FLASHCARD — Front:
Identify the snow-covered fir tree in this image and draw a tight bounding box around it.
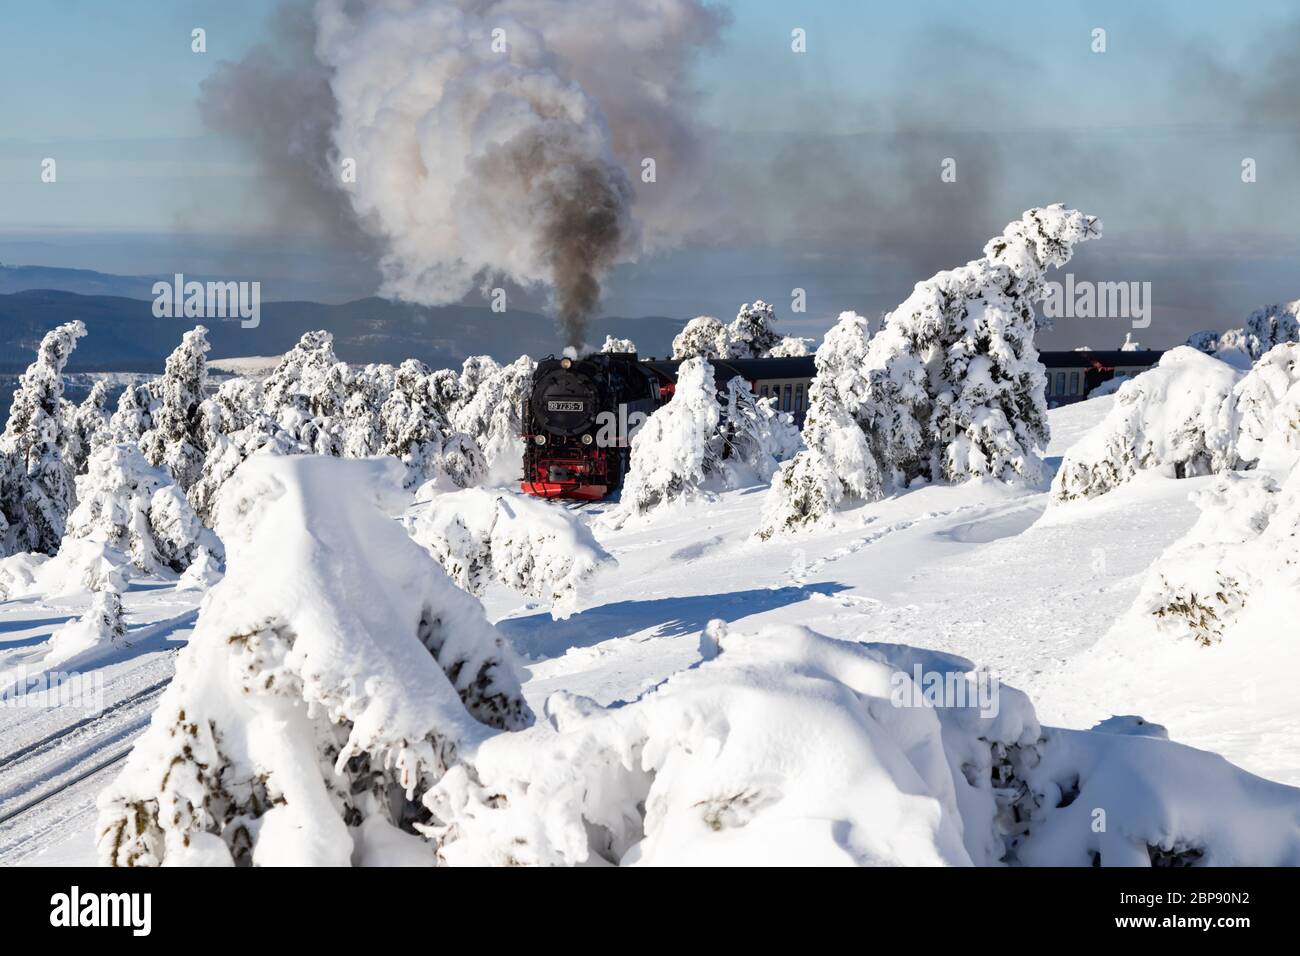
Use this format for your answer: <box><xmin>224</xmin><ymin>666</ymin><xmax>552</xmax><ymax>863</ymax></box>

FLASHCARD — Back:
<box><xmin>1186</xmin><ymin>330</ymin><xmax>1221</xmax><ymax>354</ymax></box>
<box><xmin>619</xmin><ymin>357</ymin><xmax>723</xmax><ymax>516</ymax></box>
<box><xmin>381</xmin><ymin>359</ymin><xmax>484</xmax><ymax>489</ymax></box>
<box><xmin>342</xmin><ymin>363</ymin><xmax>395</xmax><ymax>459</ymax></box>
<box><xmin>726</xmin><ymin>300</ymin><xmax>782</xmax><ymax>358</ymax></box>
<box><xmin>63</xmin><ymin>380</ymin><xmax>112</xmax><ymax>476</ymax></box>
<box><xmin>261</xmin><ymin>330</ymin><xmax>349</xmax><ymax>456</ymax></box>
<box><xmin>140</xmin><ymin>326</ymin><xmax>211</xmax><ymax>492</ymax></box>
<box><xmin>671</xmin><ymin>315</ymin><xmax>730</xmax><ymax>360</ymax></box>
<box><xmin>758</xmin><ymin>311</ymin><xmax>882</xmax><ymax>537</ymax></box>
<box><xmin>863</xmin><ymin>204</ymin><xmax>1101</xmax><ymax>487</ymax></box>
<box><xmin>719</xmin><ymin>376</ymin><xmax>801</xmax><ymax>484</ymax></box>
<box><xmin>600</xmin><ymin>334</ymin><xmax>638</xmax><ymax>353</ymax></box>
<box><xmin>106</xmin><ymin>381</ymin><xmax>157</xmax><ymax>447</ymax></box>
<box><xmin>1234</xmin><ymin>343</ymin><xmax>1300</xmax><ymax>463</ymax></box>
<box><xmin>0</xmin><ymin>321</ymin><xmax>87</xmax><ymax>556</ymax></box>
<box><xmin>451</xmin><ymin>355</ymin><xmax>533</xmax><ymax>484</ymax></box>
<box><xmin>189</xmin><ymin>377</ymin><xmax>285</xmax><ymax>524</ymax></box>
<box><xmin>457</xmin><ymin>355</ymin><xmax>500</xmax><ymax>405</ymax></box>
<box><xmin>427</xmin><ymin>368</ymin><xmax>463</xmax><ymax>417</ymax></box>
<box><xmin>97</xmin><ymin>456</ymin><xmax>531</xmax><ymax>867</ymax></box>
<box><xmin>64</xmin><ymin>442</ymin><xmax>217</xmax><ymax>576</ymax></box>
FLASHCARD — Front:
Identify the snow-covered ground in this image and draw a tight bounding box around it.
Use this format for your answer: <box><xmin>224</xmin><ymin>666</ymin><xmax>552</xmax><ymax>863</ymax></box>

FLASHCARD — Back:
<box><xmin>1</xmin><ymin>392</ymin><xmax>1294</xmax><ymax>865</ymax></box>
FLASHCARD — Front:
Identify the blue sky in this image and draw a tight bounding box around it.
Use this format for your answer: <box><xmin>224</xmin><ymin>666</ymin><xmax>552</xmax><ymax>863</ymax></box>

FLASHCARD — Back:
<box><xmin>2</xmin><ymin>1</ymin><xmax>1299</xmax><ymax>344</ymax></box>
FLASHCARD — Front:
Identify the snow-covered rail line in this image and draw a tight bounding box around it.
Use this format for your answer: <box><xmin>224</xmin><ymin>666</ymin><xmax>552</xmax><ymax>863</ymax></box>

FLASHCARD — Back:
<box><xmin>0</xmin><ymin>745</ymin><xmax>132</xmax><ymax>829</ymax></box>
<box><xmin>0</xmin><ymin>676</ymin><xmax>169</xmax><ymax>773</ymax></box>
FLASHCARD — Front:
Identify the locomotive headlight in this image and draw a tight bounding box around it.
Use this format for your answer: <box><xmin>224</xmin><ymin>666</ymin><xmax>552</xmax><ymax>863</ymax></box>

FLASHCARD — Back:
<box><xmin>581</xmin><ymin>433</ymin><xmax>593</xmax><ymax>445</ymax></box>
<box><xmin>534</xmin><ymin>434</ymin><xmax>547</xmax><ymax>445</ymax></box>
<box><xmin>560</xmin><ymin>357</ymin><xmax>572</xmax><ymax>369</ymax></box>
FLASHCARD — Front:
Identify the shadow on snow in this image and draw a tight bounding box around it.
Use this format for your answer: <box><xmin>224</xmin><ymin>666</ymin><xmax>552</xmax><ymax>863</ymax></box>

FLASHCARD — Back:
<box><xmin>499</xmin><ymin>581</ymin><xmax>848</xmax><ymax>661</ymax></box>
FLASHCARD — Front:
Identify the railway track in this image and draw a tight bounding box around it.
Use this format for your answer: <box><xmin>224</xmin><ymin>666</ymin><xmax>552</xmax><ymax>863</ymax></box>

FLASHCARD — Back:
<box><xmin>0</xmin><ymin>678</ymin><xmax>169</xmax><ymax>826</ymax></box>
<box><xmin>0</xmin><ymin>746</ymin><xmax>135</xmax><ymax>828</ymax></box>
<box><xmin>0</xmin><ymin>606</ymin><xmax>195</xmax><ymax>861</ymax></box>
<box><xmin>0</xmin><ymin>676</ymin><xmax>170</xmax><ymax>773</ymax></box>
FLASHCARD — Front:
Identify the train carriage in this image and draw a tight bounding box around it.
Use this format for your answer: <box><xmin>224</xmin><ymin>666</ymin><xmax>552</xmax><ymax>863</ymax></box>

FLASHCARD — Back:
<box><xmin>520</xmin><ymin>348</ymin><xmax>1162</xmax><ymax>501</ymax></box>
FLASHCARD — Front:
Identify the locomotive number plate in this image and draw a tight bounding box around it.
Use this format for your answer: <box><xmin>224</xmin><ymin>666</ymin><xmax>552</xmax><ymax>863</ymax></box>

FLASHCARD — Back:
<box><xmin>547</xmin><ymin>400</ymin><xmax>584</xmax><ymax>412</ymax></box>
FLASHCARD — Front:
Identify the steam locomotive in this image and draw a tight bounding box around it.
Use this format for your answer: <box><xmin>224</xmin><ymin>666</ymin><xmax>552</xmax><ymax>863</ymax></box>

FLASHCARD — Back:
<box><xmin>521</xmin><ymin>352</ymin><xmax>664</xmax><ymax>500</ymax></box>
<box><xmin>520</xmin><ymin>351</ymin><xmax>820</xmax><ymax>501</ymax></box>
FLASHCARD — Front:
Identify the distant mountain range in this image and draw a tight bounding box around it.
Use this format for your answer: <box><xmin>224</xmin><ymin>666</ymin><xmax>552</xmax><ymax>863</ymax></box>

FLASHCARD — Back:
<box><xmin>0</xmin><ymin>268</ymin><xmax>686</xmax><ymax>373</ymax></box>
<box><xmin>0</xmin><ymin>266</ymin><xmax>686</xmax><ymax>419</ymax></box>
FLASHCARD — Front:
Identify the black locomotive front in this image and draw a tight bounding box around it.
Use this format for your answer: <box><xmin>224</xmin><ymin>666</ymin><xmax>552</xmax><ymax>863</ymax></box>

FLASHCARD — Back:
<box><xmin>521</xmin><ymin>352</ymin><xmax>662</xmax><ymax>500</ymax></box>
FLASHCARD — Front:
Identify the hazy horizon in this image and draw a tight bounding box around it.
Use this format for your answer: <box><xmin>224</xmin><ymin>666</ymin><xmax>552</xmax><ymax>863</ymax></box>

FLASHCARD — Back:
<box><xmin>4</xmin><ymin>0</ymin><xmax>1300</xmax><ymax>348</ymax></box>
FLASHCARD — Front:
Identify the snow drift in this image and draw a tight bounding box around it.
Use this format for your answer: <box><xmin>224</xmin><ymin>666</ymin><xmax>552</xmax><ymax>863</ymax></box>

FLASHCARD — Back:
<box><xmin>97</xmin><ymin>456</ymin><xmax>531</xmax><ymax>866</ymax></box>
<box><xmin>428</xmin><ymin>624</ymin><xmax>1300</xmax><ymax>867</ymax></box>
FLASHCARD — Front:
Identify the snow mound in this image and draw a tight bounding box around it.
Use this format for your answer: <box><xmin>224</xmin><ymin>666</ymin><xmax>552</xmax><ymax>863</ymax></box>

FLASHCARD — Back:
<box><xmin>1052</xmin><ymin>348</ymin><xmax>1244</xmax><ymax>502</ymax></box>
<box><xmin>427</xmin><ymin>625</ymin><xmax>1300</xmax><ymax>866</ymax></box>
<box><xmin>406</xmin><ymin>486</ymin><xmax>614</xmax><ymax>619</ymax></box>
<box><xmin>44</xmin><ymin>588</ymin><xmax>126</xmax><ymax>669</ymax></box>
<box><xmin>97</xmin><ymin>456</ymin><xmax>531</xmax><ymax>867</ymax></box>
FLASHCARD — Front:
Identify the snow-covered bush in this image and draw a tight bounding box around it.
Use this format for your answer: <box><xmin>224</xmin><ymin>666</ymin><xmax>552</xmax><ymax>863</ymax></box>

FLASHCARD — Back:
<box><xmin>768</xmin><ymin>335</ymin><xmax>811</xmax><ymax>357</ymax></box>
<box><xmin>670</xmin><ymin>315</ymin><xmax>729</xmax><ymax>360</ymax></box>
<box><xmin>45</xmin><ymin>587</ymin><xmax>126</xmax><ymax>669</ymax></box>
<box><xmin>1135</xmin><ymin>471</ymin><xmax>1279</xmax><ymax>646</ymax></box>
<box><xmin>864</xmin><ymin>205</ymin><xmax>1100</xmax><ymax>487</ymax></box>
<box><xmin>0</xmin><ymin>321</ymin><xmax>87</xmax><ymax>556</ymax></box>
<box><xmin>618</xmin><ymin>357</ymin><xmax>723</xmax><ymax>517</ymax></box>
<box><xmin>140</xmin><ymin>326</ymin><xmax>211</xmax><ymax>492</ymax></box>
<box><xmin>1234</xmin><ymin>342</ymin><xmax>1300</xmax><ymax>465</ymax></box>
<box><xmin>599</xmin><ymin>335</ymin><xmax>637</xmax><ymax>354</ymax></box>
<box><xmin>428</xmin><ymin>623</ymin><xmax>1300</xmax><ymax>866</ymax></box>
<box><xmin>406</xmin><ymin>488</ymin><xmax>614</xmax><ymax>619</ymax></box>
<box><xmin>719</xmin><ymin>376</ymin><xmax>801</xmax><ymax>484</ymax></box>
<box><xmin>97</xmin><ymin>456</ymin><xmax>531</xmax><ymax>867</ymax></box>
<box><xmin>177</xmin><ymin>547</ymin><xmax>223</xmax><ymax>591</ymax></box>
<box><xmin>758</xmin><ymin>311</ymin><xmax>882</xmax><ymax>537</ymax></box>
<box><xmin>1052</xmin><ymin>347</ymin><xmax>1244</xmax><ymax>503</ymax></box>
<box><xmin>0</xmin><ymin>551</ymin><xmax>48</xmax><ymax>601</ymax></box>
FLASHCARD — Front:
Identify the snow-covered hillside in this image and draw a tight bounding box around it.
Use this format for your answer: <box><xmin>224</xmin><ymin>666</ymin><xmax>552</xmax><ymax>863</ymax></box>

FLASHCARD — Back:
<box><xmin>3</xmin><ymin>389</ymin><xmax>1297</xmax><ymax>865</ymax></box>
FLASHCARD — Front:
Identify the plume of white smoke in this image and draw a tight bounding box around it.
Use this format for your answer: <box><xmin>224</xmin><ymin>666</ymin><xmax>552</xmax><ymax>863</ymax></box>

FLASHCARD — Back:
<box><xmin>313</xmin><ymin>0</ymin><xmax>724</xmax><ymax>348</ymax></box>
